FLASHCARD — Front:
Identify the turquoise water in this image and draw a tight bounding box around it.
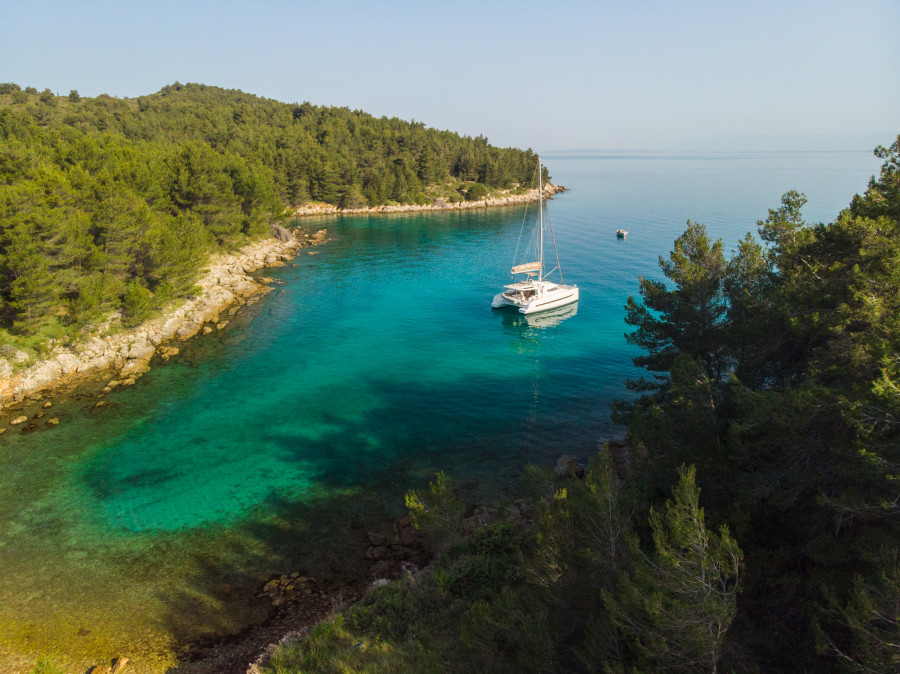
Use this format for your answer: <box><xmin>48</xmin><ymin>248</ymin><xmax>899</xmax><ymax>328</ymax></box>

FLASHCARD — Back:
<box><xmin>0</xmin><ymin>150</ymin><xmax>883</xmax><ymax>671</ymax></box>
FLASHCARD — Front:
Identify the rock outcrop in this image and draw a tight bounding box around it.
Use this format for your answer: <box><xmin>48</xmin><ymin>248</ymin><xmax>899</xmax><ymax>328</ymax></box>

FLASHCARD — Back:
<box><xmin>0</xmin><ymin>228</ymin><xmax>328</xmax><ymax>407</ymax></box>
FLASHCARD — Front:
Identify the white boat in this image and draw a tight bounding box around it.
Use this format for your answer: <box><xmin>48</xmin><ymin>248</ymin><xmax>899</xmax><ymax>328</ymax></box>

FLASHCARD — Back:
<box><xmin>616</xmin><ymin>229</ymin><xmax>627</xmax><ymax>238</ymax></box>
<box><xmin>491</xmin><ymin>157</ymin><xmax>579</xmax><ymax>315</ymax></box>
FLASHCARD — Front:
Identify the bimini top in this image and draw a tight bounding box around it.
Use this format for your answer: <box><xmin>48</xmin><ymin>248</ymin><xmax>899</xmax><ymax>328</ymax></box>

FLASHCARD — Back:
<box><xmin>511</xmin><ymin>261</ymin><xmax>542</xmax><ymax>275</ymax></box>
<box><xmin>503</xmin><ymin>279</ymin><xmax>559</xmax><ymax>292</ymax></box>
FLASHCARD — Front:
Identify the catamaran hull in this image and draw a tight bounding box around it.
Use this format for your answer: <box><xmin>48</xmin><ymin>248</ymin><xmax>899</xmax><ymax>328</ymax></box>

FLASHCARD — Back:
<box><xmin>492</xmin><ymin>286</ymin><xmax>579</xmax><ymax>314</ymax></box>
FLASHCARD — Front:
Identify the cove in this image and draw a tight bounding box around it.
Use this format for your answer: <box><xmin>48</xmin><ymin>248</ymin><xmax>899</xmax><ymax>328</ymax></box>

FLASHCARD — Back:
<box><xmin>0</xmin><ymin>150</ymin><xmax>882</xmax><ymax>672</ymax></box>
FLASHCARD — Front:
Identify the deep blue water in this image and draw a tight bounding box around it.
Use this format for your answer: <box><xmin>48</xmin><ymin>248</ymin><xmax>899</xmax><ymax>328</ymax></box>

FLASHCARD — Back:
<box><xmin>0</xmin><ymin>150</ymin><xmax>882</xmax><ymax>669</ymax></box>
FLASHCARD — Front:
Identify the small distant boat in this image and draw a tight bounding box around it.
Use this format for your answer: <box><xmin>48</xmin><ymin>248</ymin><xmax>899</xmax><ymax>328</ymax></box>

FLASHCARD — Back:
<box><xmin>616</xmin><ymin>229</ymin><xmax>628</xmax><ymax>238</ymax></box>
<box><xmin>491</xmin><ymin>157</ymin><xmax>579</xmax><ymax>315</ymax></box>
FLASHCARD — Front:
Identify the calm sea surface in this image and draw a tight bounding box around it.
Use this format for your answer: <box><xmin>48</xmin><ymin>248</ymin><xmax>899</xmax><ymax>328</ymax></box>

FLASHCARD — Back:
<box><xmin>0</xmin><ymin>150</ymin><xmax>882</xmax><ymax>671</ymax></box>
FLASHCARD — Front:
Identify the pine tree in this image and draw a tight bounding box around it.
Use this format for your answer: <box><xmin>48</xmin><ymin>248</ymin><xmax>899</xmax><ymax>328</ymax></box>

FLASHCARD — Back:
<box><xmin>604</xmin><ymin>466</ymin><xmax>742</xmax><ymax>673</ymax></box>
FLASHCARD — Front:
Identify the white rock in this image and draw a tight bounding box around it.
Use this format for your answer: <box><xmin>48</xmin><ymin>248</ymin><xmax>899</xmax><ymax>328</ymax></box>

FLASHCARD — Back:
<box><xmin>160</xmin><ymin>317</ymin><xmax>183</xmax><ymax>340</ymax></box>
<box><xmin>119</xmin><ymin>359</ymin><xmax>150</xmax><ymax>378</ymax></box>
<box><xmin>77</xmin><ymin>355</ymin><xmax>111</xmax><ymax>374</ymax></box>
<box><xmin>19</xmin><ymin>361</ymin><xmax>62</xmax><ymax>392</ymax></box>
<box><xmin>56</xmin><ymin>353</ymin><xmax>82</xmax><ymax>375</ymax></box>
<box><xmin>176</xmin><ymin>321</ymin><xmax>202</xmax><ymax>340</ymax></box>
<box><xmin>127</xmin><ymin>339</ymin><xmax>155</xmax><ymax>361</ymax></box>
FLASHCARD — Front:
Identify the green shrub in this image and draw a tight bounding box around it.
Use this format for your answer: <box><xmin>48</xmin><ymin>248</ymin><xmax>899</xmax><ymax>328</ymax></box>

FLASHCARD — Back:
<box><xmin>121</xmin><ymin>280</ymin><xmax>155</xmax><ymax>327</ymax></box>
<box><xmin>30</xmin><ymin>659</ymin><xmax>66</xmax><ymax>674</ymax></box>
<box><xmin>463</xmin><ymin>182</ymin><xmax>489</xmax><ymax>201</ymax></box>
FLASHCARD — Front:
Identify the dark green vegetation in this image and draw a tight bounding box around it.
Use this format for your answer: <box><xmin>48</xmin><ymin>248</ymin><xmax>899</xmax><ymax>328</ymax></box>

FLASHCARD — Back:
<box><xmin>265</xmin><ymin>138</ymin><xmax>900</xmax><ymax>673</ymax></box>
<box><xmin>266</xmin><ymin>462</ymin><xmax>741</xmax><ymax>674</ymax></box>
<box><xmin>0</xmin><ymin>82</ymin><xmax>543</xmax><ymax>352</ymax></box>
<box><xmin>615</xmin><ymin>136</ymin><xmax>900</xmax><ymax>672</ymax></box>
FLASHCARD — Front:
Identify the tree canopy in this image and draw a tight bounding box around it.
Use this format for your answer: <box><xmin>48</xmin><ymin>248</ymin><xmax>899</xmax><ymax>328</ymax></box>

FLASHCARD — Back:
<box><xmin>618</xmin><ymin>135</ymin><xmax>900</xmax><ymax>671</ymax></box>
<box><xmin>0</xmin><ymin>83</ymin><xmax>545</xmax><ymax>350</ymax></box>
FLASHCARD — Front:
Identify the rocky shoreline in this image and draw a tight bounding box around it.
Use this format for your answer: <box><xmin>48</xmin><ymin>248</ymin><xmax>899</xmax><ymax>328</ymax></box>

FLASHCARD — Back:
<box><xmin>0</xmin><ymin>226</ymin><xmax>328</xmax><ymax>416</ymax></box>
<box><xmin>292</xmin><ymin>182</ymin><xmax>566</xmax><ymax>217</ymax></box>
<box><xmin>0</xmin><ymin>183</ymin><xmax>567</xmax><ymax>414</ymax></box>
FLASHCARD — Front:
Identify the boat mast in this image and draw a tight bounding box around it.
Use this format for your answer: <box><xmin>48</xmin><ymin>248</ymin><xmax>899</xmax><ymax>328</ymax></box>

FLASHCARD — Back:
<box><xmin>538</xmin><ymin>156</ymin><xmax>543</xmax><ymax>282</ymax></box>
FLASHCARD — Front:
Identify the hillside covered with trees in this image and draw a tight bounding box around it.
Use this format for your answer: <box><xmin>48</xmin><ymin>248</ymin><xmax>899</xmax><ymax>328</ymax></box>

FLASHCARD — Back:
<box><xmin>262</xmin><ymin>138</ymin><xmax>899</xmax><ymax>673</ymax></box>
<box><xmin>0</xmin><ymin>82</ymin><xmax>544</xmax><ymax>351</ymax></box>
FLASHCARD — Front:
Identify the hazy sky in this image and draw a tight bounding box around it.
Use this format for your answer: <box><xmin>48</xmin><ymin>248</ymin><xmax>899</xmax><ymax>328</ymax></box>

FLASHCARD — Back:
<box><xmin>2</xmin><ymin>0</ymin><xmax>897</xmax><ymax>152</ymax></box>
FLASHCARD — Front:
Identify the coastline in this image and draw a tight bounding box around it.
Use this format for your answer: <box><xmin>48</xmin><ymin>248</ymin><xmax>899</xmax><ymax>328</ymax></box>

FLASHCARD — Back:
<box><xmin>0</xmin><ymin>227</ymin><xmax>328</xmax><ymax>415</ymax></box>
<box><xmin>0</xmin><ymin>186</ymin><xmax>568</xmax><ymax>670</ymax></box>
<box><xmin>292</xmin><ymin>182</ymin><xmax>566</xmax><ymax>216</ymax></box>
<box><xmin>0</xmin><ymin>183</ymin><xmax>567</xmax><ymax>417</ymax></box>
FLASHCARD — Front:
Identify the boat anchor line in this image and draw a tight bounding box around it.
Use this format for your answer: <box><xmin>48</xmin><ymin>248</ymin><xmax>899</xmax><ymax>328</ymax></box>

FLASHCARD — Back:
<box><xmin>491</xmin><ymin>156</ymin><xmax>580</xmax><ymax>315</ymax></box>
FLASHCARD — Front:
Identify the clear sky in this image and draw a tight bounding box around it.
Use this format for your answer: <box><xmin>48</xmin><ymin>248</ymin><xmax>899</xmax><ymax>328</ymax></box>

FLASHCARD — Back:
<box><xmin>2</xmin><ymin>0</ymin><xmax>897</xmax><ymax>152</ymax></box>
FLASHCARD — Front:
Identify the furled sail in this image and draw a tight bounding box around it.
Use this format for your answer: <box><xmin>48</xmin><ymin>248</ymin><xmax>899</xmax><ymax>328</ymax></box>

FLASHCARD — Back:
<box><xmin>511</xmin><ymin>261</ymin><xmax>542</xmax><ymax>275</ymax></box>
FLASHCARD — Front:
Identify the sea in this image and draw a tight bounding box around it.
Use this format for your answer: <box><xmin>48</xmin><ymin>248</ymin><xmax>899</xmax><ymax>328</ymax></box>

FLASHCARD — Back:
<box><xmin>0</xmin><ymin>149</ymin><xmax>883</xmax><ymax>672</ymax></box>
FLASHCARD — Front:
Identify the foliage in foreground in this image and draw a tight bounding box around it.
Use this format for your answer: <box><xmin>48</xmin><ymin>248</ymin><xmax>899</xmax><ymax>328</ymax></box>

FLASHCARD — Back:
<box><xmin>266</xmin><ymin>461</ymin><xmax>742</xmax><ymax>673</ymax></box>
<box><xmin>617</xmin><ymin>135</ymin><xmax>900</xmax><ymax>671</ymax></box>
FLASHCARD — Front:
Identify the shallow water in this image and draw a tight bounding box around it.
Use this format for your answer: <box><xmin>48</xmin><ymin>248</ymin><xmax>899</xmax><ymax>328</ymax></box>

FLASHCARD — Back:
<box><xmin>0</xmin><ymin>149</ymin><xmax>882</xmax><ymax>672</ymax></box>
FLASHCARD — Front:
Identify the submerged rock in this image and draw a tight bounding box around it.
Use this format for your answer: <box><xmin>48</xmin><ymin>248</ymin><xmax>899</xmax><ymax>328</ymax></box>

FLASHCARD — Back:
<box><xmin>158</xmin><ymin>346</ymin><xmax>180</xmax><ymax>361</ymax></box>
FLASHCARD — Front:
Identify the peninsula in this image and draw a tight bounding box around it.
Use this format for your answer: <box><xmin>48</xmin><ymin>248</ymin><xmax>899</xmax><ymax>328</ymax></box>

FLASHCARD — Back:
<box><xmin>0</xmin><ymin>82</ymin><xmax>562</xmax><ymax>412</ymax></box>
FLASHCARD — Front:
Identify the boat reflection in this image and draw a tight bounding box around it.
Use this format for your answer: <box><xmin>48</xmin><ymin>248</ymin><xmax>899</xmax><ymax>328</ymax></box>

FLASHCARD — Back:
<box><xmin>497</xmin><ymin>301</ymin><xmax>579</xmax><ymax>332</ymax></box>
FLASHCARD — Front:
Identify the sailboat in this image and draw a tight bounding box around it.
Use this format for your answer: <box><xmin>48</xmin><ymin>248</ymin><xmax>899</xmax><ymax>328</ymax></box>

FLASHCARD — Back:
<box><xmin>491</xmin><ymin>157</ymin><xmax>579</xmax><ymax>314</ymax></box>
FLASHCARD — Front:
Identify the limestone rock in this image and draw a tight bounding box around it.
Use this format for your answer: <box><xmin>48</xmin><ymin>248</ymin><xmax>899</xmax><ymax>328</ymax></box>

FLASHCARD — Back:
<box><xmin>11</xmin><ymin>415</ymin><xmax>27</xmax><ymax>425</ymax></box>
<box><xmin>77</xmin><ymin>354</ymin><xmax>112</xmax><ymax>374</ymax></box>
<box><xmin>159</xmin><ymin>317</ymin><xmax>183</xmax><ymax>341</ymax></box>
<box><xmin>366</xmin><ymin>546</ymin><xmax>388</xmax><ymax>560</ymax></box>
<box><xmin>127</xmin><ymin>338</ymin><xmax>155</xmax><ymax>361</ymax></box>
<box><xmin>56</xmin><ymin>353</ymin><xmax>81</xmax><ymax>375</ymax></box>
<box><xmin>272</xmin><ymin>223</ymin><xmax>292</xmax><ymax>242</ymax></box>
<box><xmin>176</xmin><ymin>321</ymin><xmax>203</xmax><ymax>340</ymax></box>
<box><xmin>46</xmin><ymin>417</ymin><xmax>60</xmax><ymax>426</ymax></box>
<box><xmin>394</xmin><ymin>516</ymin><xmax>421</xmax><ymax>547</ymax></box>
<box><xmin>554</xmin><ymin>454</ymin><xmax>585</xmax><ymax>479</ymax></box>
<box><xmin>19</xmin><ymin>360</ymin><xmax>63</xmax><ymax>393</ymax></box>
<box><xmin>465</xmin><ymin>505</ymin><xmax>500</xmax><ymax>532</ymax></box>
<box><xmin>118</xmin><ymin>358</ymin><xmax>150</xmax><ymax>378</ymax></box>
<box><xmin>605</xmin><ymin>439</ymin><xmax>630</xmax><ymax>479</ymax></box>
<box><xmin>158</xmin><ymin>346</ymin><xmax>180</xmax><ymax>361</ymax></box>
